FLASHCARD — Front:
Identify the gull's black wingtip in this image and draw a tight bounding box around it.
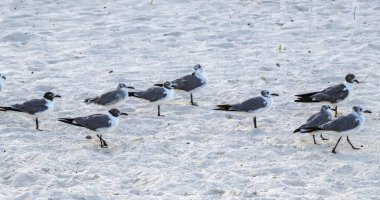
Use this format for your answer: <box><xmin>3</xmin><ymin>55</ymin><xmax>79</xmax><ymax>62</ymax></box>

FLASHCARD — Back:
<box><xmin>214</xmin><ymin>105</ymin><xmax>232</xmax><ymax>111</ymax></box>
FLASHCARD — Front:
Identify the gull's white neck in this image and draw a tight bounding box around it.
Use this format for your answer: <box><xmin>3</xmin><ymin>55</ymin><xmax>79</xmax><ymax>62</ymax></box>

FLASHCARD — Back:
<box><xmin>194</xmin><ymin>70</ymin><xmax>208</xmax><ymax>84</ymax></box>
<box><xmin>118</xmin><ymin>87</ymin><xmax>129</xmax><ymax>94</ymax></box>
<box><xmin>261</xmin><ymin>95</ymin><xmax>273</xmax><ymax>107</ymax></box>
<box><xmin>343</xmin><ymin>81</ymin><xmax>354</xmax><ymax>93</ymax></box>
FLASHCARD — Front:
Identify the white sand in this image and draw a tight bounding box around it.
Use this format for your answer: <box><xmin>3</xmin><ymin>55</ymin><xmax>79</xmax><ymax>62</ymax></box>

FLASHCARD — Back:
<box><xmin>1</xmin><ymin>0</ymin><xmax>379</xmax><ymax>199</ymax></box>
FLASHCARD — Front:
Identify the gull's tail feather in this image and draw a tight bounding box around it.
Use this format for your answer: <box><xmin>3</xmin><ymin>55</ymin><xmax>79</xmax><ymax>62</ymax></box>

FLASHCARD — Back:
<box><xmin>295</xmin><ymin>92</ymin><xmax>320</xmax><ymax>102</ymax></box>
<box><xmin>58</xmin><ymin>118</ymin><xmax>84</xmax><ymax>128</ymax></box>
<box><xmin>293</xmin><ymin>127</ymin><xmax>301</xmax><ymax>133</ymax></box>
<box><xmin>128</xmin><ymin>92</ymin><xmax>136</xmax><ymax>97</ymax></box>
<box><xmin>299</xmin><ymin>127</ymin><xmax>323</xmax><ymax>133</ymax></box>
<box><xmin>84</xmin><ymin>97</ymin><xmax>98</xmax><ymax>104</ymax></box>
<box><xmin>154</xmin><ymin>83</ymin><xmax>164</xmax><ymax>87</ymax></box>
<box><xmin>0</xmin><ymin>106</ymin><xmax>22</xmax><ymax>112</ymax></box>
<box><xmin>214</xmin><ymin>104</ymin><xmax>233</xmax><ymax>111</ymax></box>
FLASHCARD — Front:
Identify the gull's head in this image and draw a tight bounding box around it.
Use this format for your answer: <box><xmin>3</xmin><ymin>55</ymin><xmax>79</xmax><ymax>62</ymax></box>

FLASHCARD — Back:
<box><xmin>321</xmin><ymin>105</ymin><xmax>332</xmax><ymax>112</ymax></box>
<box><xmin>352</xmin><ymin>106</ymin><xmax>364</xmax><ymax>115</ymax></box>
<box><xmin>345</xmin><ymin>74</ymin><xmax>359</xmax><ymax>84</ymax></box>
<box><xmin>260</xmin><ymin>90</ymin><xmax>271</xmax><ymax>97</ymax></box>
<box><xmin>192</xmin><ymin>64</ymin><xmax>205</xmax><ymax>74</ymax></box>
<box><xmin>117</xmin><ymin>83</ymin><xmax>134</xmax><ymax>90</ymax></box>
<box><xmin>260</xmin><ymin>90</ymin><xmax>279</xmax><ymax>98</ymax></box>
<box><xmin>163</xmin><ymin>81</ymin><xmax>173</xmax><ymax>89</ymax></box>
<box><xmin>109</xmin><ymin>108</ymin><xmax>128</xmax><ymax>117</ymax></box>
<box><xmin>43</xmin><ymin>92</ymin><xmax>62</xmax><ymax>101</ymax></box>
<box><xmin>0</xmin><ymin>74</ymin><xmax>6</xmax><ymax>81</ymax></box>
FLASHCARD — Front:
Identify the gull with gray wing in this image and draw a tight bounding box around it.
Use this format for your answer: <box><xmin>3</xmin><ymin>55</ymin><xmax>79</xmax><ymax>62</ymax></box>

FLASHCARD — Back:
<box><xmin>302</xmin><ymin>106</ymin><xmax>371</xmax><ymax>154</ymax></box>
<box><xmin>58</xmin><ymin>108</ymin><xmax>128</xmax><ymax>148</ymax></box>
<box><xmin>214</xmin><ymin>90</ymin><xmax>278</xmax><ymax>128</ymax></box>
<box><xmin>295</xmin><ymin>74</ymin><xmax>359</xmax><ymax>117</ymax></box>
<box><xmin>0</xmin><ymin>92</ymin><xmax>61</xmax><ymax>130</ymax></box>
<box><xmin>155</xmin><ymin>64</ymin><xmax>208</xmax><ymax>106</ymax></box>
<box><xmin>84</xmin><ymin>83</ymin><xmax>134</xmax><ymax>106</ymax></box>
<box><xmin>294</xmin><ymin>105</ymin><xmax>334</xmax><ymax>144</ymax></box>
<box><xmin>129</xmin><ymin>82</ymin><xmax>174</xmax><ymax>116</ymax></box>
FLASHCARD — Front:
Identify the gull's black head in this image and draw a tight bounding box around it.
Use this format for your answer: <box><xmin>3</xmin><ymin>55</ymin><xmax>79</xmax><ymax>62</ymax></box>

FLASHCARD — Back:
<box><xmin>0</xmin><ymin>74</ymin><xmax>6</xmax><ymax>80</ymax></box>
<box><xmin>43</xmin><ymin>92</ymin><xmax>61</xmax><ymax>101</ymax></box>
<box><xmin>192</xmin><ymin>64</ymin><xmax>205</xmax><ymax>74</ymax></box>
<box><xmin>352</xmin><ymin>106</ymin><xmax>363</xmax><ymax>115</ymax></box>
<box><xmin>345</xmin><ymin>74</ymin><xmax>359</xmax><ymax>83</ymax></box>
<box><xmin>118</xmin><ymin>83</ymin><xmax>127</xmax><ymax>89</ymax></box>
<box><xmin>117</xmin><ymin>83</ymin><xmax>134</xmax><ymax>90</ymax></box>
<box><xmin>260</xmin><ymin>90</ymin><xmax>278</xmax><ymax>97</ymax></box>
<box><xmin>260</xmin><ymin>90</ymin><xmax>271</xmax><ymax>97</ymax></box>
<box><xmin>163</xmin><ymin>81</ymin><xmax>173</xmax><ymax>89</ymax></box>
<box><xmin>109</xmin><ymin>108</ymin><xmax>128</xmax><ymax>117</ymax></box>
<box><xmin>321</xmin><ymin>105</ymin><xmax>331</xmax><ymax>111</ymax></box>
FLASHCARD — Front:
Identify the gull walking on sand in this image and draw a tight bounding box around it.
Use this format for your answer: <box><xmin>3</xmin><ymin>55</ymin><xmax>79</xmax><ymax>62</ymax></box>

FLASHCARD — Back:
<box><xmin>155</xmin><ymin>64</ymin><xmax>208</xmax><ymax>106</ymax></box>
<box><xmin>214</xmin><ymin>90</ymin><xmax>278</xmax><ymax>128</ymax></box>
<box><xmin>302</xmin><ymin>106</ymin><xmax>371</xmax><ymax>154</ymax></box>
<box><xmin>84</xmin><ymin>83</ymin><xmax>134</xmax><ymax>106</ymax></box>
<box><xmin>59</xmin><ymin>108</ymin><xmax>128</xmax><ymax>148</ymax></box>
<box><xmin>295</xmin><ymin>74</ymin><xmax>359</xmax><ymax>117</ymax></box>
<box><xmin>0</xmin><ymin>92</ymin><xmax>61</xmax><ymax>130</ymax></box>
<box><xmin>129</xmin><ymin>82</ymin><xmax>174</xmax><ymax>116</ymax></box>
<box><xmin>294</xmin><ymin>105</ymin><xmax>334</xmax><ymax>144</ymax></box>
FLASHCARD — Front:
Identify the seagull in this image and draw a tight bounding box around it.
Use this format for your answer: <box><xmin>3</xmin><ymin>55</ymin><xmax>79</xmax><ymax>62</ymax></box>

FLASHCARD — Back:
<box><xmin>301</xmin><ymin>106</ymin><xmax>371</xmax><ymax>154</ymax></box>
<box><xmin>0</xmin><ymin>92</ymin><xmax>61</xmax><ymax>130</ymax></box>
<box><xmin>154</xmin><ymin>64</ymin><xmax>208</xmax><ymax>106</ymax></box>
<box><xmin>294</xmin><ymin>105</ymin><xmax>334</xmax><ymax>144</ymax></box>
<box><xmin>128</xmin><ymin>81</ymin><xmax>174</xmax><ymax>116</ymax></box>
<box><xmin>295</xmin><ymin>74</ymin><xmax>359</xmax><ymax>117</ymax></box>
<box><xmin>84</xmin><ymin>83</ymin><xmax>134</xmax><ymax>106</ymax></box>
<box><xmin>58</xmin><ymin>108</ymin><xmax>128</xmax><ymax>148</ymax></box>
<box><xmin>214</xmin><ymin>90</ymin><xmax>278</xmax><ymax>128</ymax></box>
<box><xmin>0</xmin><ymin>73</ymin><xmax>6</xmax><ymax>92</ymax></box>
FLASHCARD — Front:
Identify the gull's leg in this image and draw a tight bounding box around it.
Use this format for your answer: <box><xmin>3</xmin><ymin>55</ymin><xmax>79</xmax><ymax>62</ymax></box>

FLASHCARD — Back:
<box><xmin>320</xmin><ymin>133</ymin><xmax>328</xmax><ymax>140</ymax></box>
<box><xmin>36</xmin><ymin>117</ymin><xmax>42</xmax><ymax>131</ymax></box>
<box><xmin>346</xmin><ymin>136</ymin><xmax>360</xmax><ymax>150</ymax></box>
<box><xmin>190</xmin><ymin>93</ymin><xmax>198</xmax><ymax>106</ymax></box>
<box><xmin>97</xmin><ymin>134</ymin><xmax>103</xmax><ymax>148</ymax></box>
<box><xmin>313</xmin><ymin>135</ymin><xmax>318</xmax><ymax>145</ymax></box>
<box><xmin>334</xmin><ymin>106</ymin><xmax>338</xmax><ymax>117</ymax></box>
<box><xmin>253</xmin><ymin>116</ymin><xmax>257</xmax><ymax>128</ymax></box>
<box><xmin>158</xmin><ymin>105</ymin><xmax>161</xmax><ymax>116</ymax></box>
<box><xmin>332</xmin><ymin>136</ymin><xmax>342</xmax><ymax>154</ymax></box>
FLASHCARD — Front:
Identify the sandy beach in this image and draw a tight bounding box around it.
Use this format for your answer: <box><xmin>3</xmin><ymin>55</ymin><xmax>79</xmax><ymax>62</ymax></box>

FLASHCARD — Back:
<box><xmin>0</xmin><ymin>0</ymin><xmax>379</xmax><ymax>199</ymax></box>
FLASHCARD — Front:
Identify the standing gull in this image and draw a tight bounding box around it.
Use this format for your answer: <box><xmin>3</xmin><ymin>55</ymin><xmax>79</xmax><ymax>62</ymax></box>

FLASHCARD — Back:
<box><xmin>295</xmin><ymin>74</ymin><xmax>359</xmax><ymax>117</ymax></box>
<box><xmin>129</xmin><ymin>82</ymin><xmax>174</xmax><ymax>116</ymax></box>
<box><xmin>0</xmin><ymin>73</ymin><xmax>6</xmax><ymax>92</ymax></box>
<box><xmin>58</xmin><ymin>108</ymin><xmax>128</xmax><ymax>148</ymax></box>
<box><xmin>84</xmin><ymin>83</ymin><xmax>134</xmax><ymax>106</ymax></box>
<box><xmin>0</xmin><ymin>92</ymin><xmax>61</xmax><ymax>130</ymax></box>
<box><xmin>214</xmin><ymin>90</ymin><xmax>278</xmax><ymax>128</ymax></box>
<box><xmin>155</xmin><ymin>64</ymin><xmax>208</xmax><ymax>106</ymax></box>
<box><xmin>302</xmin><ymin>106</ymin><xmax>371</xmax><ymax>154</ymax></box>
<box><xmin>294</xmin><ymin>105</ymin><xmax>334</xmax><ymax>144</ymax></box>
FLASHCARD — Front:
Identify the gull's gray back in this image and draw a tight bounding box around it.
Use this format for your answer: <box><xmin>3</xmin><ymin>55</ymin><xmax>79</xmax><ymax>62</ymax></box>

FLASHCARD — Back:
<box><xmin>320</xmin><ymin>114</ymin><xmax>360</xmax><ymax>132</ymax></box>
<box><xmin>94</xmin><ymin>89</ymin><xmax>127</xmax><ymax>105</ymax></box>
<box><xmin>12</xmin><ymin>99</ymin><xmax>48</xmax><ymax>115</ymax></box>
<box><xmin>303</xmin><ymin>111</ymin><xmax>331</xmax><ymax>128</ymax></box>
<box><xmin>172</xmin><ymin>74</ymin><xmax>204</xmax><ymax>92</ymax></box>
<box><xmin>135</xmin><ymin>87</ymin><xmax>167</xmax><ymax>102</ymax></box>
<box><xmin>73</xmin><ymin>114</ymin><xmax>111</xmax><ymax>131</ymax></box>
<box><xmin>230</xmin><ymin>97</ymin><xmax>266</xmax><ymax>112</ymax></box>
<box><xmin>311</xmin><ymin>83</ymin><xmax>348</xmax><ymax>103</ymax></box>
